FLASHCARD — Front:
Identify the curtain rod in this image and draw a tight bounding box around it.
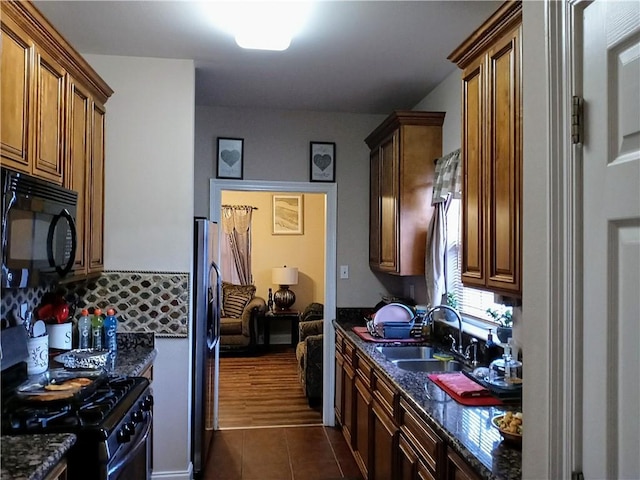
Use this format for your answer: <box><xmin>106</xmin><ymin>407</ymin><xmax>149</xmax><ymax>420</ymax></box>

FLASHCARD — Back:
<box><xmin>221</xmin><ymin>204</ymin><xmax>258</xmax><ymax>210</ymax></box>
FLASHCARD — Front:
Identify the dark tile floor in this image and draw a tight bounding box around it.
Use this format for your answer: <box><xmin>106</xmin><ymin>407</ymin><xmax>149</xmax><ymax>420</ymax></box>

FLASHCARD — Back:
<box><xmin>204</xmin><ymin>425</ymin><xmax>363</xmax><ymax>480</ymax></box>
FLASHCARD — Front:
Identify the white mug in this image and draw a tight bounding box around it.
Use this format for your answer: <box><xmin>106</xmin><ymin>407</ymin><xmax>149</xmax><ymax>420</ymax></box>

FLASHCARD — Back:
<box><xmin>46</xmin><ymin>323</ymin><xmax>73</xmax><ymax>350</ymax></box>
<box><xmin>27</xmin><ymin>334</ymin><xmax>49</xmax><ymax>375</ymax></box>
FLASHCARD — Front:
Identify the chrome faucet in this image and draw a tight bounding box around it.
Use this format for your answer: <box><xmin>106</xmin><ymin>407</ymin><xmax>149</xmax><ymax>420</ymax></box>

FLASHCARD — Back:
<box><xmin>465</xmin><ymin>338</ymin><xmax>479</xmax><ymax>367</ymax></box>
<box><xmin>427</xmin><ymin>305</ymin><xmax>464</xmax><ymax>357</ymax></box>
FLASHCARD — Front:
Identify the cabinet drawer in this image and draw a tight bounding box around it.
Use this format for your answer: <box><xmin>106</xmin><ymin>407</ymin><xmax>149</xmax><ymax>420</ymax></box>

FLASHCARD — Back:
<box><xmin>335</xmin><ymin>331</ymin><xmax>344</xmax><ymax>355</ymax></box>
<box><xmin>373</xmin><ymin>370</ymin><xmax>397</xmax><ymax>419</ymax></box>
<box><xmin>356</xmin><ymin>352</ymin><xmax>373</xmax><ymax>387</ymax></box>
<box><xmin>344</xmin><ymin>339</ymin><xmax>355</xmax><ymax>366</ymax></box>
<box><xmin>399</xmin><ymin>398</ymin><xmax>442</xmax><ymax>473</ymax></box>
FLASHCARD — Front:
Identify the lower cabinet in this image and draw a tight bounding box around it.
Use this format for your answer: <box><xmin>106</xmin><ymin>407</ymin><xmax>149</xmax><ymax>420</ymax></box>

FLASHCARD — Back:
<box><xmin>354</xmin><ymin>376</ymin><xmax>372</xmax><ymax>477</ymax></box>
<box><xmin>372</xmin><ymin>400</ymin><xmax>397</xmax><ymax>479</ymax></box>
<box><xmin>335</xmin><ymin>334</ymin><xmax>483</xmax><ymax>480</ymax></box>
<box><xmin>399</xmin><ymin>398</ymin><xmax>443</xmax><ymax>479</ymax></box>
<box><xmin>44</xmin><ymin>457</ymin><xmax>68</xmax><ymax>480</ymax></box>
<box><xmin>444</xmin><ymin>447</ymin><xmax>482</xmax><ymax>480</ymax></box>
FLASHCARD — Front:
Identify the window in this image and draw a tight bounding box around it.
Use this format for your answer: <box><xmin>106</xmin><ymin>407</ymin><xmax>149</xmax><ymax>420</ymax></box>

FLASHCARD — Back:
<box><xmin>445</xmin><ymin>199</ymin><xmax>512</xmax><ymax>324</ymax></box>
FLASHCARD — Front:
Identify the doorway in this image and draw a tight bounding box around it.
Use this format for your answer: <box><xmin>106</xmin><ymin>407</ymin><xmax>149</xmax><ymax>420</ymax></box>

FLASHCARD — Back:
<box><xmin>211</xmin><ymin>179</ymin><xmax>337</xmax><ymax>430</ymax></box>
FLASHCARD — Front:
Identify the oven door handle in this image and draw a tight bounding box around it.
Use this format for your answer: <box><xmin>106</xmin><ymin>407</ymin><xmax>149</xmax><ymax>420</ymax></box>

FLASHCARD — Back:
<box><xmin>107</xmin><ymin>413</ymin><xmax>152</xmax><ymax>479</ymax></box>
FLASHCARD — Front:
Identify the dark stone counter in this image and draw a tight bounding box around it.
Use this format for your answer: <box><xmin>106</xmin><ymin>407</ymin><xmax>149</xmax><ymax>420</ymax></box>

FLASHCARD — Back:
<box><xmin>334</xmin><ymin>318</ymin><xmax>521</xmax><ymax>480</ymax></box>
<box><xmin>111</xmin><ymin>332</ymin><xmax>156</xmax><ymax>377</ymax></box>
<box><xmin>0</xmin><ymin>434</ymin><xmax>76</xmax><ymax>480</ymax></box>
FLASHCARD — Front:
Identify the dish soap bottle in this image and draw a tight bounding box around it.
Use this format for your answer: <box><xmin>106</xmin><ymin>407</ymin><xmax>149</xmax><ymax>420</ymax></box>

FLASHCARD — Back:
<box><xmin>78</xmin><ymin>309</ymin><xmax>92</xmax><ymax>349</ymax></box>
<box><xmin>103</xmin><ymin>308</ymin><xmax>118</xmax><ymax>354</ymax></box>
<box><xmin>91</xmin><ymin>308</ymin><xmax>104</xmax><ymax>350</ymax></box>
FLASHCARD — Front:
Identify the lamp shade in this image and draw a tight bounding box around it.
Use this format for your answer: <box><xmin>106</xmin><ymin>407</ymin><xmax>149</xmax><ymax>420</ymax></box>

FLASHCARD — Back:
<box><xmin>272</xmin><ymin>267</ymin><xmax>298</xmax><ymax>286</ymax></box>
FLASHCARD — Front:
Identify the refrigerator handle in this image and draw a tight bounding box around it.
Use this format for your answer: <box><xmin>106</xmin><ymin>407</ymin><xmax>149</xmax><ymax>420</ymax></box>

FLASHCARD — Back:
<box><xmin>206</xmin><ymin>261</ymin><xmax>222</xmax><ymax>351</ymax></box>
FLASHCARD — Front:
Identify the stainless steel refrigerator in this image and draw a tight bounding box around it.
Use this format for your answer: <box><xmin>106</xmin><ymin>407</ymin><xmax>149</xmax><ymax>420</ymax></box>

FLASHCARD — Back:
<box><xmin>191</xmin><ymin>217</ymin><xmax>221</xmax><ymax>478</ymax></box>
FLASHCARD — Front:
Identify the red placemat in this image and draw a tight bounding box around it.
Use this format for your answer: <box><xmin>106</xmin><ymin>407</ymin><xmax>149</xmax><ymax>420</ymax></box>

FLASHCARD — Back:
<box><xmin>428</xmin><ymin>372</ymin><xmax>504</xmax><ymax>406</ymax></box>
<box><xmin>352</xmin><ymin>326</ymin><xmax>425</xmax><ymax>344</ymax></box>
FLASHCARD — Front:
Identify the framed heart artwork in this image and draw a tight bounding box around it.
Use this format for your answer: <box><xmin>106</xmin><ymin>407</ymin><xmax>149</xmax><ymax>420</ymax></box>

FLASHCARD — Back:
<box><xmin>310</xmin><ymin>141</ymin><xmax>336</xmax><ymax>182</ymax></box>
<box><xmin>216</xmin><ymin>137</ymin><xmax>244</xmax><ymax>179</ymax></box>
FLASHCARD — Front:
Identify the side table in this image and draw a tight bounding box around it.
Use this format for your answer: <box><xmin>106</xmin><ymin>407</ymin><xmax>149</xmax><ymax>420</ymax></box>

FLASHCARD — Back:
<box><xmin>263</xmin><ymin>310</ymin><xmax>301</xmax><ymax>348</ymax></box>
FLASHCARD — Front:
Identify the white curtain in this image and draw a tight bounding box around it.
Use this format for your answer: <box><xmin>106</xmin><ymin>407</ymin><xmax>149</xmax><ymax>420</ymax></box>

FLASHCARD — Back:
<box><xmin>220</xmin><ymin>205</ymin><xmax>255</xmax><ymax>285</ymax></box>
<box><xmin>425</xmin><ymin>149</ymin><xmax>462</xmax><ymax>307</ymax></box>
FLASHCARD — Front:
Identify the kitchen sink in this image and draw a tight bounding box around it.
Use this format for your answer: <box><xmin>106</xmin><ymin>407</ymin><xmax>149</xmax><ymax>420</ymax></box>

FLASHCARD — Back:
<box><xmin>375</xmin><ymin>345</ymin><xmax>464</xmax><ymax>373</ymax></box>
<box><xmin>375</xmin><ymin>345</ymin><xmax>436</xmax><ymax>360</ymax></box>
<box><xmin>391</xmin><ymin>359</ymin><xmax>463</xmax><ymax>373</ymax></box>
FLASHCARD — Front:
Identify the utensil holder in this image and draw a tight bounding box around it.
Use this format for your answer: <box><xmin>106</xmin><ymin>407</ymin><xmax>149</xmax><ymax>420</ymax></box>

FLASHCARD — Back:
<box><xmin>26</xmin><ymin>334</ymin><xmax>49</xmax><ymax>375</ymax></box>
<box><xmin>46</xmin><ymin>323</ymin><xmax>72</xmax><ymax>350</ymax></box>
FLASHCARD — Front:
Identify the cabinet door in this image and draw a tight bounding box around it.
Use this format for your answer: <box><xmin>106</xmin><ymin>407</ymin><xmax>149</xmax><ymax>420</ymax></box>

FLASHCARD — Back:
<box><xmin>88</xmin><ymin>101</ymin><xmax>106</xmax><ymax>273</ymax></box>
<box><xmin>33</xmin><ymin>46</ymin><xmax>65</xmax><ymax>184</ymax></box>
<box><xmin>342</xmin><ymin>361</ymin><xmax>355</xmax><ymax>448</ymax></box>
<box><xmin>66</xmin><ymin>79</ymin><xmax>91</xmax><ymax>275</ymax></box>
<box><xmin>445</xmin><ymin>447</ymin><xmax>481</xmax><ymax>480</ymax></box>
<box><xmin>397</xmin><ymin>433</ymin><xmax>419</xmax><ymax>480</ymax></box>
<box><xmin>1</xmin><ymin>16</ymin><xmax>33</xmax><ymax>171</ymax></box>
<box><xmin>417</xmin><ymin>462</ymin><xmax>438</xmax><ymax>480</ymax></box>
<box><xmin>460</xmin><ymin>54</ymin><xmax>486</xmax><ymax>289</ymax></box>
<box><xmin>354</xmin><ymin>376</ymin><xmax>372</xmax><ymax>479</ymax></box>
<box><xmin>372</xmin><ymin>400</ymin><xmax>398</xmax><ymax>480</ymax></box>
<box><xmin>335</xmin><ymin>349</ymin><xmax>344</xmax><ymax>425</ymax></box>
<box><xmin>379</xmin><ymin>133</ymin><xmax>399</xmax><ymax>272</ymax></box>
<box><xmin>485</xmin><ymin>24</ymin><xmax>522</xmax><ymax>295</ymax></box>
<box><xmin>369</xmin><ymin>148</ymin><xmax>381</xmax><ymax>267</ymax></box>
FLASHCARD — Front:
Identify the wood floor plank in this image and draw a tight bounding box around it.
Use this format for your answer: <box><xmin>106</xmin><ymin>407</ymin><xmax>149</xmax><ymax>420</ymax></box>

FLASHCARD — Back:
<box><xmin>218</xmin><ymin>347</ymin><xmax>322</xmax><ymax>429</ymax></box>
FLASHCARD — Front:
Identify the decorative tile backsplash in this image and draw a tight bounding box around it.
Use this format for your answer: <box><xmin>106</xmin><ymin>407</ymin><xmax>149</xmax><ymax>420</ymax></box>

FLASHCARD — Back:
<box><xmin>1</xmin><ymin>271</ymin><xmax>190</xmax><ymax>338</ymax></box>
<box><xmin>1</xmin><ymin>285</ymin><xmax>50</xmax><ymax>325</ymax></box>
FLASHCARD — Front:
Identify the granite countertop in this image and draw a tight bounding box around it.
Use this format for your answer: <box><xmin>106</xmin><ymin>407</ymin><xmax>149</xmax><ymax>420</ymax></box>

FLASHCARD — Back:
<box><xmin>1</xmin><ymin>333</ymin><xmax>156</xmax><ymax>479</ymax></box>
<box><xmin>0</xmin><ymin>434</ymin><xmax>76</xmax><ymax>480</ymax></box>
<box><xmin>334</xmin><ymin>320</ymin><xmax>521</xmax><ymax>480</ymax></box>
<box><xmin>111</xmin><ymin>332</ymin><xmax>157</xmax><ymax>377</ymax></box>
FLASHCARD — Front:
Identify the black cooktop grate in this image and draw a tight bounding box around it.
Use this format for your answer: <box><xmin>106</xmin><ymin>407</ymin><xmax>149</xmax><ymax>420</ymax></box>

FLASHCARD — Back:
<box><xmin>1</xmin><ymin>376</ymin><xmax>149</xmax><ymax>434</ymax></box>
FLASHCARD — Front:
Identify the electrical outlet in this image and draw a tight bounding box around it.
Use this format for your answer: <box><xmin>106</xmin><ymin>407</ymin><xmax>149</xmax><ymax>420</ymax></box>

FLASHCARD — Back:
<box><xmin>340</xmin><ymin>265</ymin><xmax>349</xmax><ymax>279</ymax></box>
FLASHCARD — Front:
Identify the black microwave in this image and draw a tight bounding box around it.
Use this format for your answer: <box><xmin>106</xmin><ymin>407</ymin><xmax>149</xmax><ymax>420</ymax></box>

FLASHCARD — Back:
<box><xmin>1</xmin><ymin>168</ymin><xmax>78</xmax><ymax>288</ymax></box>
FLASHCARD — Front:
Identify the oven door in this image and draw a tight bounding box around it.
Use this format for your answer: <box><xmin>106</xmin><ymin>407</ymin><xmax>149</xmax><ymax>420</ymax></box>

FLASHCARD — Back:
<box><xmin>106</xmin><ymin>411</ymin><xmax>152</xmax><ymax>480</ymax></box>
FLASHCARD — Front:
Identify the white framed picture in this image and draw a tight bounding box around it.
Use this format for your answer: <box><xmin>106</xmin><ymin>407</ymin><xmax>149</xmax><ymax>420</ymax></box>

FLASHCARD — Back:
<box><xmin>272</xmin><ymin>194</ymin><xmax>303</xmax><ymax>235</ymax></box>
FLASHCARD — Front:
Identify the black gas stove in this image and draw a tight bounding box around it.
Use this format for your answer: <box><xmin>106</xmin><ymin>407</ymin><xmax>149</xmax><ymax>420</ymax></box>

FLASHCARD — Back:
<box><xmin>2</xmin><ymin>363</ymin><xmax>153</xmax><ymax>480</ymax></box>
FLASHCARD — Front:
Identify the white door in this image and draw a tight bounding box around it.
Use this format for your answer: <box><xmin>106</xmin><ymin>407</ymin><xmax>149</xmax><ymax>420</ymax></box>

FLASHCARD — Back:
<box><xmin>582</xmin><ymin>1</ymin><xmax>640</xmax><ymax>479</ymax></box>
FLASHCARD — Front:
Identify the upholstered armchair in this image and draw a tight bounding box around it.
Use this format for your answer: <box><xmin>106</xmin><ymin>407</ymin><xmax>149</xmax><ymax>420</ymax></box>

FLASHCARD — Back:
<box><xmin>219</xmin><ymin>282</ymin><xmax>266</xmax><ymax>353</ymax></box>
<box><xmin>295</xmin><ymin>303</ymin><xmax>324</xmax><ymax>404</ymax></box>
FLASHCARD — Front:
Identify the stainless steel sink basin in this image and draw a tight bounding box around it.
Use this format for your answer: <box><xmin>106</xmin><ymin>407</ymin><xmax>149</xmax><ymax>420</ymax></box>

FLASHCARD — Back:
<box><xmin>375</xmin><ymin>345</ymin><xmax>436</xmax><ymax>360</ymax></box>
<box><xmin>392</xmin><ymin>359</ymin><xmax>463</xmax><ymax>373</ymax></box>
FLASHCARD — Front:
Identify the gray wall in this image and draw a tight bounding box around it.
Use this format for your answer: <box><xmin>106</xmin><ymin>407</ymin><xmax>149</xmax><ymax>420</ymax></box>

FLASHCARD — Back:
<box><xmin>194</xmin><ymin>106</ymin><xmax>404</xmax><ymax>307</ymax></box>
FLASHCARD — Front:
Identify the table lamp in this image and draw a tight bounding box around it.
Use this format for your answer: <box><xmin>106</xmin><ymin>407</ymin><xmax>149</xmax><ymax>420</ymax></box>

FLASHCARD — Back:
<box><xmin>272</xmin><ymin>266</ymin><xmax>298</xmax><ymax>310</ymax></box>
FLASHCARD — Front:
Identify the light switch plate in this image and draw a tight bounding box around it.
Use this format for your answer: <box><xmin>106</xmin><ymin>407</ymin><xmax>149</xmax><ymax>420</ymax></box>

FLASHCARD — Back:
<box><xmin>340</xmin><ymin>265</ymin><xmax>349</xmax><ymax>279</ymax></box>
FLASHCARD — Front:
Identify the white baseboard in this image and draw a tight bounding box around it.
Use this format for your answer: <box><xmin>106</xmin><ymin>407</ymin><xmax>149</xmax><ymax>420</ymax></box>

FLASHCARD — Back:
<box><xmin>151</xmin><ymin>463</ymin><xmax>193</xmax><ymax>480</ymax></box>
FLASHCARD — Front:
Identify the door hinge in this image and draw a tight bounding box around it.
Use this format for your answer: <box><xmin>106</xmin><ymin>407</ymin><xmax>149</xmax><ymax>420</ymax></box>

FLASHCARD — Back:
<box><xmin>572</xmin><ymin>471</ymin><xmax>584</xmax><ymax>480</ymax></box>
<box><xmin>572</xmin><ymin>95</ymin><xmax>583</xmax><ymax>144</ymax></box>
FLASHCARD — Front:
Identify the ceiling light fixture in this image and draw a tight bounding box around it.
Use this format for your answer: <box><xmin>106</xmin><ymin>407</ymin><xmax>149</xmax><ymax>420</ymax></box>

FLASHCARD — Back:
<box><xmin>203</xmin><ymin>1</ymin><xmax>313</xmax><ymax>52</ymax></box>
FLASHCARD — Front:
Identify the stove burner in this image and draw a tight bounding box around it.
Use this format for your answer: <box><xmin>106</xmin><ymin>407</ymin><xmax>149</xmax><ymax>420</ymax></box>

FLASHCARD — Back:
<box><xmin>9</xmin><ymin>404</ymin><xmax>73</xmax><ymax>429</ymax></box>
<box><xmin>2</xmin><ymin>376</ymin><xmax>148</xmax><ymax>435</ymax></box>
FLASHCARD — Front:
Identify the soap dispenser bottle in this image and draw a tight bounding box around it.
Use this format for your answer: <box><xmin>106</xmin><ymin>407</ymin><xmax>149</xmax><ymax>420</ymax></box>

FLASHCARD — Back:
<box><xmin>484</xmin><ymin>329</ymin><xmax>501</xmax><ymax>362</ymax></box>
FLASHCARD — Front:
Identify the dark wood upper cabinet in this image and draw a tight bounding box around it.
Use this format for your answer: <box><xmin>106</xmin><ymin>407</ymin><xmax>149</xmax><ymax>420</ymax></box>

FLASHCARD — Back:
<box><xmin>449</xmin><ymin>1</ymin><xmax>523</xmax><ymax>297</ymax></box>
<box><xmin>366</xmin><ymin>111</ymin><xmax>445</xmax><ymax>276</ymax></box>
